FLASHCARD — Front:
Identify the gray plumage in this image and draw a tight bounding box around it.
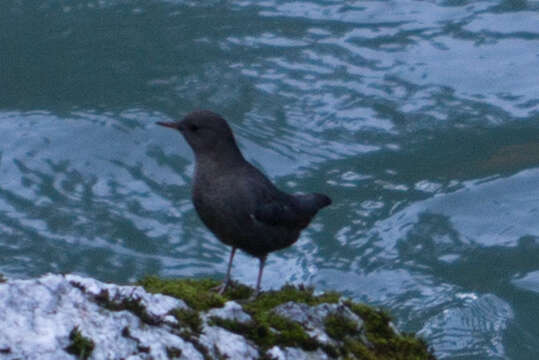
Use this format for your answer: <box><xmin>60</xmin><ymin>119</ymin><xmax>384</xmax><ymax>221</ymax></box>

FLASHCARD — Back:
<box><xmin>157</xmin><ymin>110</ymin><xmax>331</xmax><ymax>296</ymax></box>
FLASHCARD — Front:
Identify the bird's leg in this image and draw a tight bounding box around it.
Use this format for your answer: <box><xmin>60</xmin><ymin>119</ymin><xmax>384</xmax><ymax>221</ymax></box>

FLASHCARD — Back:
<box><xmin>253</xmin><ymin>255</ymin><xmax>267</xmax><ymax>298</ymax></box>
<box><xmin>212</xmin><ymin>247</ymin><xmax>236</xmax><ymax>295</ymax></box>
<box><xmin>222</xmin><ymin>247</ymin><xmax>237</xmax><ymax>292</ymax></box>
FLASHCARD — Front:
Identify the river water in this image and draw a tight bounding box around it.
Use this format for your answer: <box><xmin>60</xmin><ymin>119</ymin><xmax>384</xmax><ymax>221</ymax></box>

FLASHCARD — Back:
<box><xmin>1</xmin><ymin>1</ymin><xmax>538</xmax><ymax>358</ymax></box>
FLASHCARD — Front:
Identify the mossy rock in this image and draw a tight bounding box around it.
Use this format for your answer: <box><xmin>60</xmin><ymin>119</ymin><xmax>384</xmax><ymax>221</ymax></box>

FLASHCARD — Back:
<box><xmin>93</xmin><ymin>288</ymin><xmax>159</xmax><ymax>325</ymax></box>
<box><xmin>171</xmin><ymin>308</ymin><xmax>203</xmax><ymax>334</ymax></box>
<box><xmin>138</xmin><ymin>276</ymin><xmax>435</xmax><ymax>360</ymax></box>
<box><xmin>138</xmin><ymin>276</ymin><xmax>252</xmax><ymax>311</ymax></box>
<box><xmin>331</xmin><ymin>301</ymin><xmax>436</xmax><ymax>360</ymax></box>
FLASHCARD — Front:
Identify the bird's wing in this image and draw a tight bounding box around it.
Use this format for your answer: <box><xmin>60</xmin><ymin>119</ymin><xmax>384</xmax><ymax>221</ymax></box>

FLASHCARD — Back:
<box><xmin>253</xmin><ymin>198</ymin><xmax>302</xmax><ymax>227</ymax></box>
<box><xmin>234</xmin><ymin>165</ymin><xmax>303</xmax><ymax>228</ymax></box>
<box><xmin>241</xmin><ymin>164</ymin><xmax>330</xmax><ymax>229</ymax></box>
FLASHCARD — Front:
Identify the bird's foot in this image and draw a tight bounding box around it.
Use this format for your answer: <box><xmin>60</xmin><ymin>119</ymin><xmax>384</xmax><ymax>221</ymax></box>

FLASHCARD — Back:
<box><xmin>211</xmin><ymin>281</ymin><xmax>230</xmax><ymax>295</ymax></box>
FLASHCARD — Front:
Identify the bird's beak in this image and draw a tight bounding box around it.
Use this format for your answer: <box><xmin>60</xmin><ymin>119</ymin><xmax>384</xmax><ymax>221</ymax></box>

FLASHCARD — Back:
<box><xmin>156</xmin><ymin>121</ymin><xmax>179</xmax><ymax>129</ymax></box>
<box><xmin>157</xmin><ymin>121</ymin><xmax>186</xmax><ymax>133</ymax></box>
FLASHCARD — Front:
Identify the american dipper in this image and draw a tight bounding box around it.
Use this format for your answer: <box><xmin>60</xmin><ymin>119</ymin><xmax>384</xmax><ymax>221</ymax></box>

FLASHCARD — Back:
<box><xmin>157</xmin><ymin>110</ymin><xmax>331</xmax><ymax>296</ymax></box>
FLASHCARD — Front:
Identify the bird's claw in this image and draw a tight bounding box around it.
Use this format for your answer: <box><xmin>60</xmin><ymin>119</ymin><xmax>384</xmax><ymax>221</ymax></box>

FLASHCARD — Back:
<box><xmin>211</xmin><ymin>281</ymin><xmax>229</xmax><ymax>295</ymax></box>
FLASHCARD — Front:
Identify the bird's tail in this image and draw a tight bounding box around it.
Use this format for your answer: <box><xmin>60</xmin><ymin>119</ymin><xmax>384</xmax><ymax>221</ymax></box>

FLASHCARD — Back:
<box><xmin>295</xmin><ymin>193</ymin><xmax>332</xmax><ymax>215</ymax></box>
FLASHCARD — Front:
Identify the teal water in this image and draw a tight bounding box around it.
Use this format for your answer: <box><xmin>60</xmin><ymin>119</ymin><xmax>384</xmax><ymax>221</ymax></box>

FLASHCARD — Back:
<box><xmin>1</xmin><ymin>1</ymin><xmax>538</xmax><ymax>358</ymax></box>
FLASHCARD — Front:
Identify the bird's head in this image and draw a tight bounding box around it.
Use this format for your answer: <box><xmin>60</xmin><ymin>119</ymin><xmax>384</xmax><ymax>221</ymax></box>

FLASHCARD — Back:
<box><xmin>157</xmin><ymin>110</ymin><xmax>241</xmax><ymax>158</ymax></box>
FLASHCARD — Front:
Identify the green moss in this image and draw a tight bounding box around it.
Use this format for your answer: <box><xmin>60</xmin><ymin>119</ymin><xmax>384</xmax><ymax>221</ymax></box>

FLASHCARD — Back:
<box><xmin>138</xmin><ymin>276</ymin><xmax>339</xmax><ymax>312</ymax></box>
<box><xmin>341</xmin><ymin>301</ymin><xmax>435</xmax><ymax>360</ymax></box>
<box><xmin>171</xmin><ymin>308</ymin><xmax>203</xmax><ymax>334</ymax></box>
<box><xmin>324</xmin><ymin>313</ymin><xmax>360</xmax><ymax>339</ymax></box>
<box><xmin>210</xmin><ymin>313</ymin><xmax>318</xmax><ymax>352</ymax></box>
<box><xmin>344</xmin><ymin>339</ymin><xmax>378</xmax><ymax>360</ymax></box>
<box><xmin>65</xmin><ymin>326</ymin><xmax>95</xmax><ymax>360</ymax></box>
<box><xmin>136</xmin><ymin>277</ymin><xmax>434</xmax><ymax>359</ymax></box>
<box><xmin>324</xmin><ymin>312</ymin><xmax>379</xmax><ymax>359</ymax></box>
<box><xmin>221</xmin><ymin>281</ymin><xmax>254</xmax><ymax>300</ymax></box>
<box><xmin>348</xmin><ymin>302</ymin><xmax>394</xmax><ymax>340</ymax></box>
<box><xmin>93</xmin><ymin>289</ymin><xmax>159</xmax><ymax>325</ymax></box>
<box><xmin>166</xmin><ymin>346</ymin><xmax>182</xmax><ymax>358</ymax></box>
<box><xmin>138</xmin><ymin>276</ymin><xmax>227</xmax><ymax>311</ymax></box>
<box><xmin>205</xmin><ymin>284</ymin><xmax>339</xmax><ymax>352</ymax></box>
<box><xmin>242</xmin><ymin>284</ymin><xmax>340</xmax><ymax>314</ymax></box>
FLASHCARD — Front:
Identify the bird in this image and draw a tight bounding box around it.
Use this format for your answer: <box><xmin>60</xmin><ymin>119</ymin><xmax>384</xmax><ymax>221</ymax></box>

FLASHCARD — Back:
<box><xmin>157</xmin><ymin>110</ymin><xmax>331</xmax><ymax>297</ymax></box>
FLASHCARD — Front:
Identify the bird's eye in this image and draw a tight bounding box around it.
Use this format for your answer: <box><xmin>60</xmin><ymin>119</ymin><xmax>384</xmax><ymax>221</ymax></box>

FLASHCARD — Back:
<box><xmin>188</xmin><ymin>124</ymin><xmax>199</xmax><ymax>132</ymax></box>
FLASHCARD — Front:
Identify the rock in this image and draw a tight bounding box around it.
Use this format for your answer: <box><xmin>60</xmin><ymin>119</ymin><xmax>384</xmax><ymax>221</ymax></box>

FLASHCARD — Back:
<box><xmin>0</xmin><ymin>274</ymin><xmax>200</xmax><ymax>360</ymax></box>
<box><xmin>199</xmin><ymin>326</ymin><xmax>259</xmax><ymax>359</ymax></box>
<box><xmin>205</xmin><ymin>301</ymin><xmax>252</xmax><ymax>324</ymax></box>
<box><xmin>0</xmin><ymin>274</ymin><xmax>435</xmax><ymax>360</ymax></box>
<box><xmin>67</xmin><ymin>274</ymin><xmax>189</xmax><ymax>321</ymax></box>
<box><xmin>267</xmin><ymin>345</ymin><xmax>330</xmax><ymax>360</ymax></box>
<box><xmin>272</xmin><ymin>301</ymin><xmax>368</xmax><ymax>346</ymax></box>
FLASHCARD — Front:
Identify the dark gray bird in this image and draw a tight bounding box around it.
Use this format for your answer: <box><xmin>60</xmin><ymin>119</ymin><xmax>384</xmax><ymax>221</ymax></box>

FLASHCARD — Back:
<box><xmin>157</xmin><ymin>110</ymin><xmax>331</xmax><ymax>296</ymax></box>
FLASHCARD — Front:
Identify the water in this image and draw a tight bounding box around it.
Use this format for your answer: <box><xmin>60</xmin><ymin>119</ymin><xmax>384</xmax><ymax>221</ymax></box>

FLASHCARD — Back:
<box><xmin>1</xmin><ymin>0</ymin><xmax>538</xmax><ymax>358</ymax></box>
